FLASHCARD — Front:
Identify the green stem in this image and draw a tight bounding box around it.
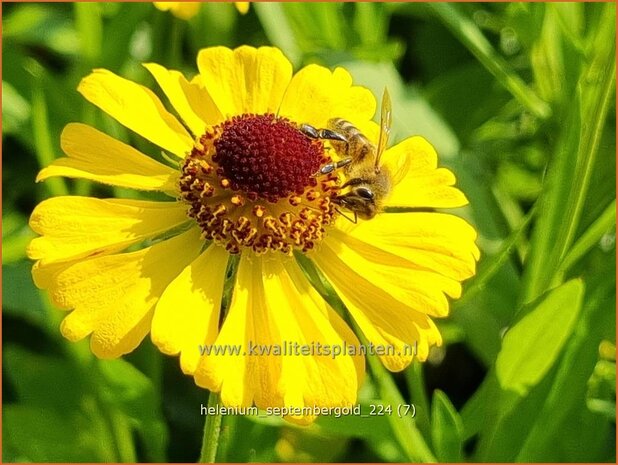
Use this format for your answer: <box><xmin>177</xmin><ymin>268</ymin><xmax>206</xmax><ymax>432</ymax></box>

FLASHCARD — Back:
<box><xmin>74</xmin><ymin>2</ymin><xmax>102</xmax><ymax>67</ymax></box>
<box><xmin>199</xmin><ymin>391</ymin><xmax>223</xmax><ymax>463</ymax></box>
<box><xmin>109</xmin><ymin>408</ymin><xmax>138</xmax><ymax>462</ymax></box>
<box><xmin>404</xmin><ymin>361</ymin><xmax>431</xmax><ymax>438</ymax></box>
<box><xmin>428</xmin><ymin>2</ymin><xmax>551</xmax><ymax>120</ymax></box>
<box><xmin>31</xmin><ymin>77</ymin><xmax>69</xmax><ymax>197</ymax></box>
<box><xmin>167</xmin><ymin>18</ymin><xmax>183</xmax><ymax>70</ymax></box>
<box><xmin>366</xmin><ymin>349</ymin><xmax>437</xmax><ymax>463</ymax></box>
<box><xmin>556</xmin><ymin>54</ymin><xmax>616</xmax><ymax>262</ymax></box>
<box><xmin>455</xmin><ymin>204</ymin><xmax>536</xmax><ymax>308</ymax></box>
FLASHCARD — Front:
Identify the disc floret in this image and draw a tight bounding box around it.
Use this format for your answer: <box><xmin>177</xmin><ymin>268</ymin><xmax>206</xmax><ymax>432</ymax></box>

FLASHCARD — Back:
<box><xmin>179</xmin><ymin>114</ymin><xmax>340</xmax><ymax>255</ymax></box>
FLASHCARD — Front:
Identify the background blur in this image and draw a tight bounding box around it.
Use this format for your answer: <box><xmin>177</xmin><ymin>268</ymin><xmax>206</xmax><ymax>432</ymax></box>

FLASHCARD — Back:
<box><xmin>2</xmin><ymin>2</ymin><xmax>616</xmax><ymax>462</ymax></box>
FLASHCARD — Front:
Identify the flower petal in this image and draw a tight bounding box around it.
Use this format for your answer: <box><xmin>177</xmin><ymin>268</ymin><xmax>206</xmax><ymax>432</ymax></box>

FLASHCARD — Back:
<box><xmin>322</xmin><ymin>229</ymin><xmax>458</xmax><ymax>317</ymax></box>
<box><xmin>193</xmin><ymin>255</ymin><xmax>362</xmax><ymax>423</ymax></box>
<box><xmin>78</xmin><ymin>69</ymin><xmax>193</xmax><ymax>157</ymax></box>
<box><xmin>279</xmin><ymin>65</ymin><xmax>376</xmax><ymax>128</ymax></box>
<box><xmin>151</xmin><ymin>245</ymin><xmax>229</xmax><ymax>374</ymax></box>
<box><xmin>37</xmin><ymin>123</ymin><xmax>178</xmax><ymax>192</ymax></box>
<box><xmin>42</xmin><ymin>228</ymin><xmax>203</xmax><ymax>358</ymax></box>
<box><xmin>197</xmin><ymin>46</ymin><xmax>293</xmax><ymax>116</ymax></box>
<box><xmin>335</xmin><ymin>212</ymin><xmax>480</xmax><ymax>282</ymax></box>
<box><xmin>235</xmin><ymin>2</ymin><xmax>249</xmax><ymax>14</ymax></box>
<box><xmin>193</xmin><ymin>253</ymin><xmax>263</xmax><ymax>407</ymax></box>
<box><xmin>312</xmin><ymin>235</ymin><xmax>450</xmax><ymax>372</ymax></box>
<box><xmin>154</xmin><ymin>2</ymin><xmax>200</xmax><ymax>19</ymax></box>
<box><xmin>271</xmin><ymin>259</ymin><xmax>363</xmax><ymax>423</ymax></box>
<box><xmin>143</xmin><ymin>63</ymin><xmax>223</xmax><ymax>136</ymax></box>
<box><xmin>383</xmin><ymin>136</ymin><xmax>468</xmax><ymax>208</ymax></box>
<box><xmin>28</xmin><ymin>196</ymin><xmax>189</xmax><ymax>265</ymax></box>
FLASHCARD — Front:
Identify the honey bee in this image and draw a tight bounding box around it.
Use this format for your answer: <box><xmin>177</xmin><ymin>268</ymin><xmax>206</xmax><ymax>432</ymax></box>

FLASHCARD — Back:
<box><xmin>300</xmin><ymin>88</ymin><xmax>393</xmax><ymax>221</ymax></box>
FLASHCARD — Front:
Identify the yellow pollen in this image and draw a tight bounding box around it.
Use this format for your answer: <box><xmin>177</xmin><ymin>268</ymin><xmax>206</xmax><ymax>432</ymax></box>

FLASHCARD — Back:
<box><xmin>201</xmin><ymin>183</ymin><xmax>214</xmax><ymax>198</ymax></box>
<box><xmin>236</xmin><ymin>216</ymin><xmax>250</xmax><ymax>231</ymax></box>
<box><xmin>253</xmin><ymin>205</ymin><xmax>265</xmax><ymax>218</ymax></box>
<box><xmin>279</xmin><ymin>212</ymin><xmax>292</xmax><ymax>227</ymax></box>
<box><xmin>230</xmin><ymin>194</ymin><xmax>245</xmax><ymax>206</ymax></box>
<box><xmin>212</xmin><ymin>204</ymin><xmax>227</xmax><ymax>217</ymax></box>
<box><xmin>306</xmin><ymin>190</ymin><xmax>320</xmax><ymax>201</ymax></box>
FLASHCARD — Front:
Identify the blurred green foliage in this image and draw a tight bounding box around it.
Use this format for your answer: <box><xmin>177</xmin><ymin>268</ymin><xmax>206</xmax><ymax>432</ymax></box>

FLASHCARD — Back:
<box><xmin>2</xmin><ymin>2</ymin><xmax>615</xmax><ymax>463</ymax></box>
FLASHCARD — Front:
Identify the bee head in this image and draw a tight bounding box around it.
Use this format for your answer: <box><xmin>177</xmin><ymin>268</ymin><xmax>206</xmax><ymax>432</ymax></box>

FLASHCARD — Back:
<box><xmin>335</xmin><ymin>187</ymin><xmax>378</xmax><ymax>220</ymax></box>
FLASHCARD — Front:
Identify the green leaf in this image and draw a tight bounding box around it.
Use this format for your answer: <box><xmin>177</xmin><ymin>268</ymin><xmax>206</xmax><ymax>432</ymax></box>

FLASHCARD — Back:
<box><xmin>4</xmin><ymin>346</ymin><xmax>119</xmax><ymax>462</ymax></box>
<box><xmin>2</xmin><ymin>210</ymin><xmax>36</xmax><ymax>264</ymax></box>
<box><xmin>431</xmin><ymin>390</ymin><xmax>464</xmax><ymax>462</ymax></box>
<box><xmin>2</xmin><ymin>80</ymin><xmax>31</xmax><ymax>135</ymax></box>
<box><xmin>496</xmin><ymin>279</ymin><xmax>584</xmax><ymax>395</ymax></box>
<box><xmin>3</xmin><ymin>3</ymin><xmax>78</xmax><ymax>55</ymax></box>
<box><xmin>97</xmin><ymin>359</ymin><xmax>168</xmax><ymax>462</ymax></box>
<box><xmin>514</xmin><ymin>268</ymin><xmax>616</xmax><ymax>461</ymax></box>
<box><xmin>5</xmin><ymin>346</ymin><xmax>87</xmax><ymax>408</ymax></box>
<box><xmin>460</xmin><ymin>373</ymin><xmax>498</xmax><ymax>441</ymax></box>
<box><xmin>3</xmin><ymin>405</ymin><xmax>116</xmax><ymax>462</ymax></box>
<box><xmin>2</xmin><ymin>261</ymin><xmax>47</xmax><ymax>327</ymax></box>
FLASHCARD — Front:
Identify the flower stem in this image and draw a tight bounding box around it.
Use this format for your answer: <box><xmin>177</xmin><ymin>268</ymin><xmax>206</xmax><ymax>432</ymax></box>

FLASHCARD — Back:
<box><xmin>366</xmin><ymin>351</ymin><xmax>437</xmax><ymax>463</ymax></box>
<box><xmin>198</xmin><ymin>391</ymin><xmax>223</xmax><ymax>463</ymax></box>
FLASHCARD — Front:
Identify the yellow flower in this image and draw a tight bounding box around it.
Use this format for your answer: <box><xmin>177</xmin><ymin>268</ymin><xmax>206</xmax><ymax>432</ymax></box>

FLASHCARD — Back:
<box><xmin>235</xmin><ymin>2</ymin><xmax>250</xmax><ymax>14</ymax></box>
<box><xmin>28</xmin><ymin>46</ymin><xmax>479</xmax><ymax>423</ymax></box>
<box><xmin>154</xmin><ymin>2</ymin><xmax>249</xmax><ymax>19</ymax></box>
<box><xmin>154</xmin><ymin>2</ymin><xmax>200</xmax><ymax>20</ymax></box>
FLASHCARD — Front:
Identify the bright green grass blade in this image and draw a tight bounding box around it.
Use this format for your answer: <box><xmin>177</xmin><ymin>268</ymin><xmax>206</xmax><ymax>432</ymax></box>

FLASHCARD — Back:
<box><xmin>427</xmin><ymin>2</ymin><xmax>551</xmax><ymax>120</ymax></box>
<box><xmin>404</xmin><ymin>361</ymin><xmax>431</xmax><ymax>440</ymax></box>
<box><xmin>97</xmin><ymin>358</ymin><xmax>167</xmax><ymax>462</ymax></box>
<box><xmin>353</xmin><ymin>2</ymin><xmax>388</xmax><ymax>46</ymax></box>
<box><xmin>30</xmin><ymin>67</ymin><xmax>69</xmax><ymax>198</ymax></box>
<box><xmin>431</xmin><ymin>390</ymin><xmax>464</xmax><ymax>462</ymax></box>
<box><xmin>363</xmin><ymin>343</ymin><xmax>437</xmax><ymax>463</ymax></box>
<box><xmin>521</xmin><ymin>3</ymin><xmax>615</xmax><ymax>303</ymax></box>
<box><xmin>253</xmin><ymin>3</ymin><xmax>302</xmax><ymax>66</ymax></box>
<box><xmin>556</xmin><ymin>199</ymin><xmax>616</xmax><ymax>280</ymax></box>
<box><xmin>74</xmin><ymin>2</ymin><xmax>102</xmax><ymax>65</ymax></box>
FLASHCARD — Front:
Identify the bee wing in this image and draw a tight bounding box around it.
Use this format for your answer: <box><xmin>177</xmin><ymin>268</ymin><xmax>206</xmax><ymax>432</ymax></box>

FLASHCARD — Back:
<box><xmin>375</xmin><ymin>87</ymin><xmax>392</xmax><ymax>172</ymax></box>
<box><xmin>387</xmin><ymin>148</ymin><xmax>413</xmax><ymax>187</ymax></box>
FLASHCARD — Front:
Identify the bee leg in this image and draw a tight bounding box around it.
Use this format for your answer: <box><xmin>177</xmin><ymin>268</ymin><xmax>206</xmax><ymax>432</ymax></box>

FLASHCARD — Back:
<box><xmin>317</xmin><ymin>157</ymin><xmax>352</xmax><ymax>175</ymax></box>
<box><xmin>300</xmin><ymin>124</ymin><xmax>347</xmax><ymax>143</ymax></box>
<box><xmin>299</xmin><ymin>123</ymin><xmax>320</xmax><ymax>139</ymax></box>
<box><xmin>318</xmin><ymin>129</ymin><xmax>347</xmax><ymax>142</ymax></box>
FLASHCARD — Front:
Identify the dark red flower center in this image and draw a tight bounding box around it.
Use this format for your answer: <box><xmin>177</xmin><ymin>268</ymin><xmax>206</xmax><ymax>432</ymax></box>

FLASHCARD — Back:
<box><xmin>178</xmin><ymin>114</ymin><xmax>341</xmax><ymax>255</ymax></box>
<box><xmin>212</xmin><ymin>114</ymin><xmax>325</xmax><ymax>202</ymax></box>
